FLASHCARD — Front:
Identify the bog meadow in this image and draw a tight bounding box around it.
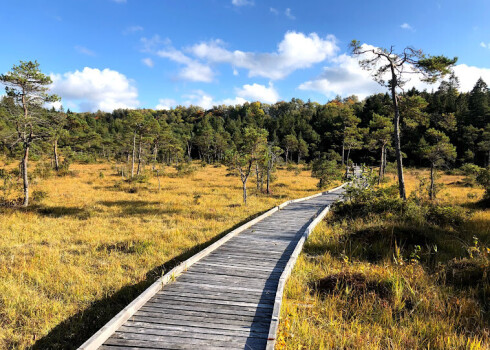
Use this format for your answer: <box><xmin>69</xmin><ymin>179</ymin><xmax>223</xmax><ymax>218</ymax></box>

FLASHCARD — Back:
<box><xmin>1</xmin><ymin>1</ymin><xmax>489</xmax><ymax>349</ymax></box>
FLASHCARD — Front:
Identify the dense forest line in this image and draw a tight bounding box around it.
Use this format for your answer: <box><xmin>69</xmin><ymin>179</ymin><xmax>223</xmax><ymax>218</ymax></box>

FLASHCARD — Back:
<box><xmin>1</xmin><ymin>76</ymin><xmax>488</xmax><ymax>168</ymax></box>
<box><xmin>0</xmin><ymin>60</ymin><xmax>489</xmax><ymax>205</ymax></box>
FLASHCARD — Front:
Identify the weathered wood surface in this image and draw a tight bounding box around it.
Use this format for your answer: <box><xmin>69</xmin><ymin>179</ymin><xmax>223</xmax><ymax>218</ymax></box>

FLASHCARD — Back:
<box><xmin>86</xmin><ymin>182</ymin><xmax>351</xmax><ymax>350</ymax></box>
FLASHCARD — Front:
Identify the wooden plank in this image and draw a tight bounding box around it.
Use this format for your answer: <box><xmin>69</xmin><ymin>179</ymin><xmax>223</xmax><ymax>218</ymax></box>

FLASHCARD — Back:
<box><xmin>121</xmin><ymin>322</ymin><xmax>269</xmax><ymax>338</ymax></box>
<box><xmin>137</xmin><ymin>307</ymin><xmax>272</xmax><ymax>322</ymax></box>
<box><xmin>130</xmin><ymin>314</ymin><xmax>268</xmax><ymax>330</ymax></box>
<box><xmin>111</xmin><ymin>330</ymin><xmax>267</xmax><ymax>346</ymax></box>
<box><xmin>104</xmin><ymin>337</ymin><xmax>245</xmax><ymax>350</ymax></box>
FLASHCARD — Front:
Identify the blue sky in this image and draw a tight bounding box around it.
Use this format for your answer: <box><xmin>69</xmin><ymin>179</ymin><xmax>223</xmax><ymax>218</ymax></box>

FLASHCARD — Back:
<box><xmin>1</xmin><ymin>0</ymin><xmax>490</xmax><ymax>112</ymax></box>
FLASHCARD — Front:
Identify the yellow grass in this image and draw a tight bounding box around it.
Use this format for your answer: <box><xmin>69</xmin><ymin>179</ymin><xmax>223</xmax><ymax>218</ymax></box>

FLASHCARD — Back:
<box><xmin>277</xmin><ymin>169</ymin><xmax>490</xmax><ymax>350</ymax></box>
<box><xmin>403</xmin><ymin>169</ymin><xmax>485</xmax><ymax>204</ymax></box>
<box><xmin>0</xmin><ymin>162</ymin><xmax>325</xmax><ymax>349</ymax></box>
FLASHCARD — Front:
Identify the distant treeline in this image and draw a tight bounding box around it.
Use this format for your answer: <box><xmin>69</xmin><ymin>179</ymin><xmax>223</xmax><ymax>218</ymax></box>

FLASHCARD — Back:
<box><xmin>0</xmin><ymin>77</ymin><xmax>489</xmax><ymax>169</ymax></box>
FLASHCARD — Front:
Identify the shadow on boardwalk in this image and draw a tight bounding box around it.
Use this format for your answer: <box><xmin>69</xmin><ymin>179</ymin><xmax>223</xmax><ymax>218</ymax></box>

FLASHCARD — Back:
<box><xmin>32</xmin><ymin>208</ymin><xmax>273</xmax><ymax>350</ymax></box>
<box><xmin>243</xmin><ymin>219</ymin><xmax>312</xmax><ymax>349</ymax></box>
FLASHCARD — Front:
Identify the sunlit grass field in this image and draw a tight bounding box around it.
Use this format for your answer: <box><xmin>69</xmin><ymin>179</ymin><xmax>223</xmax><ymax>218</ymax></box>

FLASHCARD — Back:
<box><xmin>277</xmin><ymin>169</ymin><xmax>489</xmax><ymax>349</ymax></box>
<box><xmin>0</xmin><ymin>161</ymin><xmax>324</xmax><ymax>349</ymax></box>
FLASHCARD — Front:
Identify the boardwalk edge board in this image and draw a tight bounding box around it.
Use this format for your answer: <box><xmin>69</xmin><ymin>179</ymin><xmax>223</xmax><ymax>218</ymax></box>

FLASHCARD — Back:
<box><xmin>265</xmin><ymin>182</ymin><xmax>348</xmax><ymax>350</ymax></box>
<box><xmin>78</xmin><ymin>183</ymin><xmax>346</xmax><ymax>350</ymax></box>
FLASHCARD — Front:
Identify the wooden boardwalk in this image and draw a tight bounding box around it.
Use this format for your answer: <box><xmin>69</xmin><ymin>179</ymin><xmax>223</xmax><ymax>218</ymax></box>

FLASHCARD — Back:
<box><xmin>82</xmin><ymin>183</ymin><xmax>351</xmax><ymax>350</ymax></box>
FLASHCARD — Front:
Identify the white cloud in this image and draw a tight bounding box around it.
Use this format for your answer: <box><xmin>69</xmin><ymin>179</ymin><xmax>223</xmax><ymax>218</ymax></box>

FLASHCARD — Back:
<box><xmin>112</xmin><ymin>0</ymin><xmax>126</xmax><ymax>3</ymax></box>
<box><xmin>231</xmin><ymin>0</ymin><xmax>254</xmax><ymax>6</ymax></box>
<box><xmin>157</xmin><ymin>47</ymin><xmax>214</xmax><ymax>82</ymax></box>
<box><xmin>142</xmin><ymin>58</ymin><xmax>154</xmax><ymax>68</ymax></box>
<box><xmin>123</xmin><ymin>25</ymin><xmax>143</xmax><ymax>35</ymax></box>
<box><xmin>270</xmin><ymin>7</ymin><xmax>278</xmax><ymax>14</ymax></box>
<box><xmin>400</xmin><ymin>23</ymin><xmax>414</xmax><ymax>31</ymax></box>
<box><xmin>299</xmin><ymin>43</ymin><xmax>490</xmax><ymax>100</ymax></box>
<box><xmin>155</xmin><ymin>98</ymin><xmax>177</xmax><ymax>110</ymax></box>
<box><xmin>46</xmin><ymin>101</ymin><xmax>63</xmax><ymax>111</ymax></box>
<box><xmin>220</xmin><ymin>97</ymin><xmax>249</xmax><ymax>106</ymax></box>
<box><xmin>452</xmin><ymin>64</ymin><xmax>490</xmax><ymax>92</ymax></box>
<box><xmin>298</xmin><ymin>53</ymin><xmax>385</xmax><ymax>99</ymax></box>
<box><xmin>182</xmin><ymin>90</ymin><xmax>248</xmax><ymax>109</ymax></box>
<box><xmin>236</xmin><ymin>82</ymin><xmax>279</xmax><ymax>104</ymax></box>
<box><xmin>480</xmin><ymin>42</ymin><xmax>488</xmax><ymax>48</ymax></box>
<box><xmin>75</xmin><ymin>45</ymin><xmax>96</xmax><ymax>56</ymax></box>
<box><xmin>285</xmin><ymin>8</ymin><xmax>295</xmax><ymax>20</ymax></box>
<box><xmin>182</xmin><ymin>91</ymin><xmax>215</xmax><ymax>109</ymax></box>
<box><xmin>50</xmin><ymin>67</ymin><xmax>139</xmax><ymax>112</ymax></box>
<box><xmin>140</xmin><ymin>35</ymin><xmax>170</xmax><ymax>53</ymax></box>
<box><xmin>190</xmin><ymin>31</ymin><xmax>338</xmax><ymax>80</ymax></box>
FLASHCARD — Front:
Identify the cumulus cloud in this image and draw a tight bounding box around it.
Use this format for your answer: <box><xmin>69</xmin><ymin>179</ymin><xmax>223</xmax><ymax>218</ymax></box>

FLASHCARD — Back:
<box><xmin>190</xmin><ymin>31</ymin><xmax>338</xmax><ymax>80</ymax></box>
<box><xmin>142</xmin><ymin>57</ymin><xmax>154</xmax><ymax>67</ymax></box>
<box><xmin>181</xmin><ymin>90</ymin><xmax>247</xmax><ymax>109</ymax></box>
<box><xmin>298</xmin><ymin>53</ymin><xmax>385</xmax><ymax>99</ymax></box>
<box><xmin>231</xmin><ymin>0</ymin><xmax>254</xmax><ymax>6</ymax></box>
<box><xmin>236</xmin><ymin>82</ymin><xmax>279</xmax><ymax>104</ymax></box>
<box><xmin>155</xmin><ymin>98</ymin><xmax>177</xmax><ymax>110</ymax></box>
<box><xmin>75</xmin><ymin>45</ymin><xmax>96</xmax><ymax>56</ymax></box>
<box><xmin>50</xmin><ymin>67</ymin><xmax>139</xmax><ymax>112</ymax></box>
<box><xmin>453</xmin><ymin>64</ymin><xmax>490</xmax><ymax>92</ymax></box>
<box><xmin>299</xmin><ymin>43</ymin><xmax>490</xmax><ymax>100</ymax></box>
<box><xmin>157</xmin><ymin>47</ymin><xmax>214</xmax><ymax>82</ymax></box>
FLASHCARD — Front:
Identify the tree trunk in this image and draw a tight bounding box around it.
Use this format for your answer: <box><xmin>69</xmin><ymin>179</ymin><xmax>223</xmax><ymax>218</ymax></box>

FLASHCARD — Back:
<box><xmin>131</xmin><ymin>133</ymin><xmax>136</xmax><ymax>179</ymax></box>
<box><xmin>256</xmin><ymin>163</ymin><xmax>260</xmax><ymax>190</ymax></box>
<box><xmin>429</xmin><ymin>164</ymin><xmax>435</xmax><ymax>200</ymax></box>
<box><xmin>266</xmin><ymin>165</ymin><xmax>271</xmax><ymax>194</ymax></box>
<box><xmin>152</xmin><ymin>145</ymin><xmax>158</xmax><ymax>170</ymax></box>
<box><xmin>390</xmin><ymin>64</ymin><xmax>407</xmax><ymax>200</ymax></box>
<box><xmin>137</xmin><ymin>138</ymin><xmax>142</xmax><ymax>176</ymax></box>
<box><xmin>285</xmin><ymin>148</ymin><xmax>289</xmax><ymax>163</ymax></box>
<box><xmin>341</xmin><ymin>141</ymin><xmax>345</xmax><ymax>166</ymax></box>
<box><xmin>53</xmin><ymin>139</ymin><xmax>59</xmax><ymax>171</ymax></box>
<box><xmin>378</xmin><ymin>144</ymin><xmax>385</xmax><ymax>185</ymax></box>
<box><xmin>344</xmin><ymin>147</ymin><xmax>351</xmax><ymax>178</ymax></box>
<box><xmin>383</xmin><ymin>147</ymin><xmax>387</xmax><ymax>177</ymax></box>
<box><xmin>242</xmin><ymin>180</ymin><xmax>248</xmax><ymax>204</ymax></box>
<box><xmin>22</xmin><ymin>145</ymin><xmax>29</xmax><ymax>207</ymax></box>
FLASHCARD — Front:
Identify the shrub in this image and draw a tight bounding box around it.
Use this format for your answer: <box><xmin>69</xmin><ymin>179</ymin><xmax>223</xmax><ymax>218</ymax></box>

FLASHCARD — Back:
<box><xmin>31</xmin><ymin>190</ymin><xmax>49</xmax><ymax>203</ymax></box>
<box><xmin>311</xmin><ymin>158</ymin><xmax>341</xmax><ymax>189</ymax></box>
<box><xmin>174</xmin><ymin>162</ymin><xmax>196</xmax><ymax>176</ymax></box>
<box><xmin>460</xmin><ymin>163</ymin><xmax>483</xmax><ymax>177</ymax></box>
<box><xmin>57</xmin><ymin>158</ymin><xmax>73</xmax><ymax>176</ymax></box>
<box><xmin>425</xmin><ymin>205</ymin><xmax>470</xmax><ymax>227</ymax></box>
<box><xmin>33</xmin><ymin>162</ymin><xmax>53</xmax><ymax>179</ymax></box>
<box><xmin>476</xmin><ymin>167</ymin><xmax>490</xmax><ymax>207</ymax></box>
